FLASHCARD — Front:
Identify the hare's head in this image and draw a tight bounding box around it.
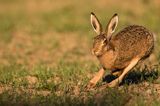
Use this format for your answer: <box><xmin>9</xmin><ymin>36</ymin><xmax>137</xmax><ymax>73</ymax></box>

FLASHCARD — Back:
<box><xmin>90</xmin><ymin>12</ymin><xmax>118</xmax><ymax>56</ymax></box>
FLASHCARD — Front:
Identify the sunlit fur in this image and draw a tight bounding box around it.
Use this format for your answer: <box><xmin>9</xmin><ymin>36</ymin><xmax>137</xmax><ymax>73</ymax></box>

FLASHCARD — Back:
<box><xmin>91</xmin><ymin>13</ymin><xmax>154</xmax><ymax>72</ymax></box>
<box><xmin>92</xmin><ymin>25</ymin><xmax>154</xmax><ymax>71</ymax></box>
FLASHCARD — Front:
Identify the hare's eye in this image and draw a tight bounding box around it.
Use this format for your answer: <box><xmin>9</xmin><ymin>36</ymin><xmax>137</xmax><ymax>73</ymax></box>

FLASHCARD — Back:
<box><xmin>103</xmin><ymin>39</ymin><xmax>107</xmax><ymax>43</ymax></box>
<box><xmin>93</xmin><ymin>36</ymin><xmax>99</xmax><ymax>39</ymax></box>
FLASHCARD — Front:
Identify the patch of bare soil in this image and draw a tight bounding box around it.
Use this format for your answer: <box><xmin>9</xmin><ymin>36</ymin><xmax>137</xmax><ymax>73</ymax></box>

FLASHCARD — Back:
<box><xmin>123</xmin><ymin>81</ymin><xmax>160</xmax><ymax>105</ymax></box>
<box><xmin>0</xmin><ymin>85</ymin><xmax>51</xmax><ymax>97</ymax></box>
<box><xmin>22</xmin><ymin>88</ymin><xmax>51</xmax><ymax>96</ymax></box>
<box><xmin>25</xmin><ymin>76</ymin><xmax>38</xmax><ymax>85</ymax></box>
<box><xmin>0</xmin><ymin>29</ymin><xmax>97</xmax><ymax>68</ymax></box>
<box><xmin>0</xmin><ymin>30</ymin><xmax>92</xmax><ymax>67</ymax></box>
<box><xmin>0</xmin><ymin>85</ymin><xmax>11</xmax><ymax>94</ymax></box>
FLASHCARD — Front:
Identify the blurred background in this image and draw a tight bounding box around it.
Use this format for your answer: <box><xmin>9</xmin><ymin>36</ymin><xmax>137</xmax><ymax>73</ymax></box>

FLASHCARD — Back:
<box><xmin>0</xmin><ymin>0</ymin><xmax>160</xmax><ymax>67</ymax></box>
<box><xmin>0</xmin><ymin>0</ymin><xmax>160</xmax><ymax>105</ymax></box>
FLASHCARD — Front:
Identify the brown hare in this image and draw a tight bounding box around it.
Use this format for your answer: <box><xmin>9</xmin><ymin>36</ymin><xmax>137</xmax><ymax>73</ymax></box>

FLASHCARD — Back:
<box><xmin>87</xmin><ymin>12</ymin><xmax>154</xmax><ymax>88</ymax></box>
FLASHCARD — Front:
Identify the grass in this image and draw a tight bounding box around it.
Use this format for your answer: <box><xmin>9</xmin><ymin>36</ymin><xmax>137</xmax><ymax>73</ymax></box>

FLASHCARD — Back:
<box><xmin>0</xmin><ymin>0</ymin><xmax>160</xmax><ymax>105</ymax></box>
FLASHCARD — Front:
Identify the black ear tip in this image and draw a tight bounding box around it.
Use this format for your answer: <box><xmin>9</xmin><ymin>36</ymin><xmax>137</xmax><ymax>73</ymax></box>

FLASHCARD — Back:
<box><xmin>114</xmin><ymin>13</ymin><xmax>118</xmax><ymax>16</ymax></box>
<box><xmin>91</xmin><ymin>12</ymin><xmax>95</xmax><ymax>15</ymax></box>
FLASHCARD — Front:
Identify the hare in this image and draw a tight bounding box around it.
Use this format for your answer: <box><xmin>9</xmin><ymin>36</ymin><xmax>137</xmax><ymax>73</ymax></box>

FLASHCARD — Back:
<box><xmin>87</xmin><ymin>12</ymin><xmax>154</xmax><ymax>88</ymax></box>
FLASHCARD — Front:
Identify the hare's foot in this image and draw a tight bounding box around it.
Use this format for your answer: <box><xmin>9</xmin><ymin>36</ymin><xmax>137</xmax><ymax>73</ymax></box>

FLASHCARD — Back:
<box><xmin>99</xmin><ymin>57</ymin><xmax>140</xmax><ymax>89</ymax></box>
<box><xmin>85</xmin><ymin>68</ymin><xmax>105</xmax><ymax>90</ymax></box>
<box><xmin>107</xmin><ymin>78</ymin><xmax>119</xmax><ymax>87</ymax></box>
<box><xmin>111</xmin><ymin>71</ymin><xmax>122</xmax><ymax>77</ymax></box>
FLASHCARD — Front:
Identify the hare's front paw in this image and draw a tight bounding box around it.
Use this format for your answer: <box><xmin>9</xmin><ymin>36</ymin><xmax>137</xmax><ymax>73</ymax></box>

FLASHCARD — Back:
<box><xmin>84</xmin><ymin>82</ymin><xmax>96</xmax><ymax>91</ymax></box>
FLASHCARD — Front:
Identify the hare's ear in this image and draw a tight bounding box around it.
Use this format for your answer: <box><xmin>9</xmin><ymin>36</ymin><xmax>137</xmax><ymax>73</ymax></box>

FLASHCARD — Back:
<box><xmin>90</xmin><ymin>12</ymin><xmax>102</xmax><ymax>35</ymax></box>
<box><xmin>105</xmin><ymin>13</ymin><xmax>118</xmax><ymax>40</ymax></box>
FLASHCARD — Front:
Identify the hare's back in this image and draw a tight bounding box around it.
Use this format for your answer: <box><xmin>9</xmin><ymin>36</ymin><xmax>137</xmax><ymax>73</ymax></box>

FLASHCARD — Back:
<box><xmin>113</xmin><ymin>25</ymin><xmax>154</xmax><ymax>68</ymax></box>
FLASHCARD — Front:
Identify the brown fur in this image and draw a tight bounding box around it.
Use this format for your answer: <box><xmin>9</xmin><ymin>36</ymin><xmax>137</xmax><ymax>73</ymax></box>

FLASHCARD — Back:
<box><xmin>86</xmin><ymin>13</ymin><xmax>155</xmax><ymax>89</ymax></box>
<box><xmin>91</xmin><ymin>16</ymin><xmax>154</xmax><ymax>73</ymax></box>
<box><xmin>115</xmin><ymin>26</ymin><xmax>153</xmax><ymax>66</ymax></box>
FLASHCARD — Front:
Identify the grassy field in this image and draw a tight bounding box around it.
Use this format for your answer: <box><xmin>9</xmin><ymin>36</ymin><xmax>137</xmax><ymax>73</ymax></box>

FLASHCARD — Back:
<box><xmin>0</xmin><ymin>0</ymin><xmax>160</xmax><ymax>105</ymax></box>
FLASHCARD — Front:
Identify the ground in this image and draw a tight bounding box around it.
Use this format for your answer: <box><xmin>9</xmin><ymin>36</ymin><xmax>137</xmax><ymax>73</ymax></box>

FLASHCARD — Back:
<box><xmin>0</xmin><ymin>0</ymin><xmax>160</xmax><ymax>105</ymax></box>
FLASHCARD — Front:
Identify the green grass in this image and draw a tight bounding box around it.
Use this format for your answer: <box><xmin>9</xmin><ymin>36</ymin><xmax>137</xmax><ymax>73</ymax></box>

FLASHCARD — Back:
<box><xmin>0</xmin><ymin>64</ymin><xmax>28</xmax><ymax>85</ymax></box>
<box><xmin>0</xmin><ymin>62</ymin><xmax>159</xmax><ymax>105</ymax></box>
<box><xmin>0</xmin><ymin>0</ymin><xmax>160</xmax><ymax>105</ymax></box>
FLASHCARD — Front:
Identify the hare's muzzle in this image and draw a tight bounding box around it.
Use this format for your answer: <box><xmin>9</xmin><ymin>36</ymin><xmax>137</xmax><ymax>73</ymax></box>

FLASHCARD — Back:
<box><xmin>92</xmin><ymin>49</ymin><xmax>101</xmax><ymax>56</ymax></box>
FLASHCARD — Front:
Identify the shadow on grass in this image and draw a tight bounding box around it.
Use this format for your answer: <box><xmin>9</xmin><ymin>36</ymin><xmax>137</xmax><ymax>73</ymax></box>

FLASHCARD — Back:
<box><xmin>103</xmin><ymin>70</ymin><xmax>159</xmax><ymax>85</ymax></box>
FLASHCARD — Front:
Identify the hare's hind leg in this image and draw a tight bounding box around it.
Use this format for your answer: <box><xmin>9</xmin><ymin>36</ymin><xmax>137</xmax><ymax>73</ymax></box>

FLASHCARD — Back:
<box><xmin>108</xmin><ymin>57</ymin><xmax>140</xmax><ymax>87</ymax></box>
<box><xmin>99</xmin><ymin>57</ymin><xmax>140</xmax><ymax>88</ymax></box>
<box><xmin>86</xmin><ymin>68</ymin><xmax>105</xmax><ymax>89</ymax></box>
